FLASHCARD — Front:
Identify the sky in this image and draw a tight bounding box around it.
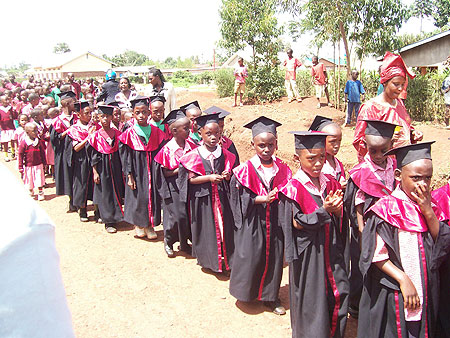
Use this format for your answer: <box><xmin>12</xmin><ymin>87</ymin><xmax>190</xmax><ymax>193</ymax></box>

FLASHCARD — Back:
<box><xmin>1</xmin><ymin>0</ymin><xmax>438</xmax><ymax>69</ymax></box>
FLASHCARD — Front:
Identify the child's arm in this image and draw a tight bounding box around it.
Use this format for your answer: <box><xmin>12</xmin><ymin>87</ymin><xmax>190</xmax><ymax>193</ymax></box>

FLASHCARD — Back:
<box><xmin>255</xmin><ymin>188</ymin><xmax>278</xmax><ymax>205</ymax></box>
<box><xmin>189</xmin><ymin>174</ymin><xmax>223</xmax><ymax>185</ymax></box>
<box><xmin>127</xmin><ymin>173</ymin><xmax>136</xmax><ymax>190</ymax></box>
<box><xmin>92</xmin><ymin>165</ymin><xmax>100</xmax><ymax>184</ymax></box>
<box><xmin>73</xmin><ymin>138</ymin><xmax>89</xmax><ymax>152</ymax></box>
<box><xmin>162</xmin><ymin>167</ymin><xmax>179</xmax><ymax>177</ymax></box>
<box><xmin>356</xmin><ymin>204</ymin><xmax>365</xmax><ymax>233</ymax></box>
<box><xmin>411</xmin><ymin>182</ymin><xmax>439</xmax><ymax>240</ymax></box>
<box><xmin>374</xmin><ymin>259</ymin><xmax>420</xmax><ymax>311</ymax></box>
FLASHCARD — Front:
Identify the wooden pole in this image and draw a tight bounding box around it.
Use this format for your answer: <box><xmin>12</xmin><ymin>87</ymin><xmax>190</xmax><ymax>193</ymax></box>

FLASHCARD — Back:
<box><xmin>338</xmin><ymin>39</ymin><xmax>341</xmax><ymax>111</ymax></box>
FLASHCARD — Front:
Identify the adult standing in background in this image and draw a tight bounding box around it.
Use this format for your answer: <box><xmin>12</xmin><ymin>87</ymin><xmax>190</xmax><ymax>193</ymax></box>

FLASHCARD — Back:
<box><xmin>68</xmin><ymin>73</ymin><xmax>81</xmax><ymax>100</ymax></box>
<box><xmin>21</xmin><ymin>74</ymin><xmax>35</xmax><ymax>89</ymax></box>
<box><xmin>146</xmin><ymin>68</ymin><xmax>176</xmax><ymax>114</ymax></box>
<box><xmin>96</xmin><ymin>70</ymin><xmax>120</xmax><ymax>104</ymax></box>
<box><xmin>283</xmin><ymin>49</ymin><xmax>302</xmax><ymax>103</ymax></box>
<box><xmin>114</xmin><ymin>77</ymin><xmax>138</xmax><ymax>109</ymax></box>
<box><xmin>353</xmin><ymin>51</ymin><xmax>423</xmax><ymax>162</ymax></box>
<box><xmin>311</xmin><ymin>56</ymin><xmax>332</xmax><ymax>108</ymax></box>
<box><xmin>51</xmin><ymin>80</ymin><xmax>62</xmax><ymax>107</ymax></box>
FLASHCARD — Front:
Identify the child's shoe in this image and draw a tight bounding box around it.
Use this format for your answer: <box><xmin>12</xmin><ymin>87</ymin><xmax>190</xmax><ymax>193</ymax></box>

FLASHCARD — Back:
<box><xmin>135</xmin><ymin>226</ymin><xmax>146</xmax><ymax>238</ymax></box>
<box><xmin>145</xmin><ymin>226</ymin><xmax>158</xmax><ymax>240</ymax></box>
<box><xmin>37</xmin><ymin>191</ymin><xmax>45</xmax><ymax>201</ymax></box>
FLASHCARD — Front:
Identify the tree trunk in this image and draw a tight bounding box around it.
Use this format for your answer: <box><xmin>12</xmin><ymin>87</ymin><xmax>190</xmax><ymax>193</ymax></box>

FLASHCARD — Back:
<box><xmin>338</xmin><ymin>40</ymin><xmax>341</xmax><ymax>110</ymax></box>
<box><xmin>335</xmin><ymin>1</ymin><xmax>351</xmax><ymax>78</ymax></box>
<box><xmin>333</xmin><ymin>42</ymin><xmax>337</xmax><ymax>109</ymax></box>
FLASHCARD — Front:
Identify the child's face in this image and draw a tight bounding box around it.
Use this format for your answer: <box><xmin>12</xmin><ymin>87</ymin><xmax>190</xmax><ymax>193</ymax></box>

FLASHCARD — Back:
<box><xmin>0</xmin><ymin>97</ymin><xmax>8</xmax><ymax>107</ymax></box>
<box><xmin>98</xmin><ymin>113</ymin><xmax>112</xmax><ymax>129</ymax></box>
<box><xmin>19</xmin><ymin>115</ymin><xmax>29</xmax><ymax>127</ymax></box>
<box><xmin>383</xmin><ymin>76</ymin><xmax>405</xmax><ymax>100</ymax></box>
<box><xmin>296</xmin><ymin>147</ymin><xmax>326</xmax><ymax>178</ymax></box>
<box><xmin>351</xmin><ymin>71</ymin><xmax>359</xmax><ymax>81</ymax></box>
<box><xmin>134</xmin><ymin>105</ymin><xmax>149</xmax><ymax>126</ymax></box>
<box><xmin>365</xmin><ymin>135</ymin><xmax>392</xmax><ymax>167</ymax></box>
<box><xmin>321</xmin><ymin>124</ymin><xmax>342</xmax><ymax>157</ymax></box>
<box><xmin>112</xmin><ymin>108</ymin><xmax>121</xmax><ymax>124</ymax></box>
<box><xmin>171</xmin><ymin>118</ymin><xmax>191</xmax><ymax>140</ymax></box>
<box><xmin>186</xmin><ymin>108</ymin><xmax>201</xmax><ymax>132</ymax></box>
<box><xmin>34</xmin><ymin>112</ymin><xmax>44</xmax><ymax>122</ymax></box>
<box><xmin>200</xmin><ymin>122</ymin><xmax>220</xmax><ymax>148</ymax></box>
<box><xmin>31</xmin><ymin>98</ymin><xmax>40</xmax><ymax>106</ymax></box>
<box><xmin>150</xmin><ymin>101</ymin><xmax>164</xmax><ymax>123</ymax></box>
<box><xmin>79</xmin><ymin>107</ymin><xmax>92</xmax><ymax>124</ymax></box>
<box><xmin>252</xmin><ymin>132</ymin><xmax>277</xmax><ymax>164</ymax></box>
<box><xmin>20</xmin><ymin>92</ymin><xmax>28</xmax><ymax>101</ymax></box>
<box><xmin>25</xmin><ymin>125</ymin><xmax>38</xmax><ymax>139</ymax></box>
<box><xmin>396</xmin><ymin>159</ymin><xmax>433</xmax><ymax>201</ymax></box>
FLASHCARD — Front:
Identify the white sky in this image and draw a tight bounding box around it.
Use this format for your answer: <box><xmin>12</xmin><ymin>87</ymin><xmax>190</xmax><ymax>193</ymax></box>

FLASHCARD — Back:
<box><xmin>1</xmin><ymin>0</ymin><xmax>437</xmax><ymax>68</ymax></box>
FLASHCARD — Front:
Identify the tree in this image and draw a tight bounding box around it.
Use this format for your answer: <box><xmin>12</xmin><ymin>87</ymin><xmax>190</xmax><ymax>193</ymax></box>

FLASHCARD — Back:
<box><xmin>103</xmin><ymin>50</ymin><xmax>149</xmax><ymax>67</ymax></box>
<box><xmin>410</xmin><ymin>0</ymin><xmax>433</xmax><ymax>32</ymax></box>
<box><xmin>53</xmin><ymin>42</ymin><xmax>71</xmax><ymax>54</ymax></box>
<box><xmin>431</xmin><ymin>0</ymin><xmax>450</xmax><ymax>28</ymax></box>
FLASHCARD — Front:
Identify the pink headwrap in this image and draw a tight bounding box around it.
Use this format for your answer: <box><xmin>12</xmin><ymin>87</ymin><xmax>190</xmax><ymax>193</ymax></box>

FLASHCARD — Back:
<box><xmin>380</xmin><ymin>51</ymin><xmax>415</xmax><ymax>84</ymax></box>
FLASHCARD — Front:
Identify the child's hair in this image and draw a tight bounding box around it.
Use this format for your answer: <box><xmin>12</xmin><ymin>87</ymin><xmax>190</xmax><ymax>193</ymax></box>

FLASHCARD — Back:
<box><xmin>0</xmin><ymin>94</ymin><xmax>7</xmax><ymax>103</ymax></box>
<box><xmin>28</xmin><ymin>93</ymin><xmax>39</xmax><ymax>102</ymax></box>
<box><xmin>30</xmin><ymin>108</ymin><xmax>43</xmax><ymax>120</ymax></box>
<box><xmin>60</xmin><ymin>84</ymin><xmax>71</xmax><ymax>92</ymax></box>
<box><xmin>47</xmin><ymin>107</ymin><xmax>60</xmax><ymax>118</ymax></box>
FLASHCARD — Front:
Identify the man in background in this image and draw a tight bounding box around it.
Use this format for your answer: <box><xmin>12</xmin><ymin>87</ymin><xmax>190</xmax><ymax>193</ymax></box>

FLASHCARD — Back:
<box><xmin>283</xmin><ymin>49</ymin><xmax>302</xmax><ymax>103</ymax></box>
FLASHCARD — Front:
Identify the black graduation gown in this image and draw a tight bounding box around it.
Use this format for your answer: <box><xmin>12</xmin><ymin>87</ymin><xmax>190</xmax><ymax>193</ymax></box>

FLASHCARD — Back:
<box><xmin>229</xmin><ymin>158</ymin><xmax>291</xmax><ymax>302</ymax></box>
<box><xmin>119</xmin><ymin>126</ymin><xmax>164</xmax><ymax>228</ymax></box>
<box><xmin>86</xmin><ymin>131</ymin><xmax>124</xmax><ymax>224</ymax></box>
<box><xmin>279</xmin><ymin>177</ymin><xmax>349</xmax><ymax>338</ymax></box>
<box><xmin>178</xmin><ymin>148</ymin><xmax>236</xmax><ymax>273</ymax></box>
<box><xmin>358</xmin><ymin>208</ymin><xmax>450</xmax><ymax>338</ymax></box>
<box><xmin>50</xmin><ymin>118</ymin><xmax>75</xmax><ymax>197</ymax></box>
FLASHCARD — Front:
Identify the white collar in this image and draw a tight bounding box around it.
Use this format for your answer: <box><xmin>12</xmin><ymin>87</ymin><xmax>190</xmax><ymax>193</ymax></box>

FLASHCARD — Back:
<box><xmin>198</xmin><ymin>144</ymin><xmax>222</xmax><ymax>159</ymax></box>
<box><xmin>76</xmin><ymin>120</ymin><xmax>89</xmax><ymax>130</ymax></box>
<box><xmin>249</xmin><ymin>154</ymin><xmax>277</xmax><ymax>170</ymax></box>
<box><xmin>24</xmin><ymin>135</ymin><xmax>38</xmax><ymax>147</ymax></box>
<box><xmin>364</xmin><ymin>153</ymin><xmax>394</xmax><ymax>172</ymax></box>
<box><xmin>293</xmin><ymin>168</ymin><xmax>328</xmax><ymax>197</ymax></box>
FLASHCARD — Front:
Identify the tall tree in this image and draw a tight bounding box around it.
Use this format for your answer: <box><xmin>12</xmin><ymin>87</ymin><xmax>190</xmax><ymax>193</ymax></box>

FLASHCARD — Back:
<box><xmin>53</xmin><ymin>42</ymin><xmax>71</xmax><ymax>54</ymax></box>
<box><xmin>410</xmin><ymin>0</ymin><xmax>434</xmax><ymax>32</ymax></box>
<box><xmin>431</xmin><ymin>0</ymin><xmax>450</xmax><ymax>28</ymax></box>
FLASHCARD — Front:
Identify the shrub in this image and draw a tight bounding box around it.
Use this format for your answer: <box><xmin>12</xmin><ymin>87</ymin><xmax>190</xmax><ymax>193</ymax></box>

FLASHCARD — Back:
<box><xmin>195</xmin><ymin>71</ymin><xmax>214</xmax><ymax>85</ymax></box>
<box><xmin>246</xmin><ymin>65</ymin><xmax>285</xmax><ymax>103</ymax></box>
<box><xmin>214</xmin><ymin>68</ymin><xmax>235</xmax><ymax>98</ymax></box>
<box><xmin>296</xmin><ymin>70</ymin><xmax>314</xmax><ymax>97</ymax></box>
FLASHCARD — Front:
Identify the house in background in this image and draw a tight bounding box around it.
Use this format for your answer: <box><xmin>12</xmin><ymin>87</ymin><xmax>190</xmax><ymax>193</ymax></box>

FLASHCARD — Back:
<box><xmin>32</xmin><ymin>52</ymin><xmax>115</xmax><ymax>80</ymax></box>
<box><xmin>399</xmin><ymin>29</ymin><xmax>450</xmax><ymax>74</ymax></box>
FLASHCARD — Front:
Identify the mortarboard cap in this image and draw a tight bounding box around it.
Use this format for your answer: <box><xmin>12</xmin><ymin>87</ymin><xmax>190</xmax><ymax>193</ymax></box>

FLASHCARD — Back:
<box><xmin>180</xmin><ymin>101</ymin><xmax>201</xmax><ymax>112</ymax></box>
<box><xmin>204</xmin><ymin>106</ymin><xmax>230</xmax><ymax>120</ymax></box>
<box><xmin>162</xmin><ymin>109</ymin><xmax>187</xmax><ymax>126</ymax></box>
<box><xmin>150</xmin><ymin>95</ymin><xmax>166</xmax><ymax>104</ymax></box>
<box><xmin>308</xmin><ymin>115</ymin><xmax>333</xmax><ymax>131</ymax></box>
<box><xmin>107</xmin><ymin>101</ymin><xmax>120</xmax><ymax>107</ymax></box>
<box><xmin>243</xmin><ymin>116</ymin><xmax>281</xmax><ymax>138</ymax></box>
<box><xmin>57</xmin><ymin>91</ymin><xmax>76</xmax><ymax>100</ymax></box>
<box><xmin>195</xmin><ymin>112</ymin><xmax>220</xmax><ymax>128</ymax></box>
<box><xmin>364</xmin><ymin>119</ymin><xmax>398</xmax><ymax>139</ymax></box>
<box><xmin>97</xmin><ymin>105</ymin><xmax>115</xmax><ymax>116</ymax></box>
<box><xmin>130</xmin><ymin>96</ymin><xmax>150</xmax><ymax>110</ymax></box>
<box><xmin>384</xmin><ymin>141</ymin><xmax>434</xmax><ymax>168</ymax></box>
<box><xmin>289</xmin><ymin>131</ymin><xmax>330</xmax><ymax>150</ymax></box>
<box><xmin>74</xmin><ymin>100</ymin><xmax>90</xmax><ymax>112</ymax></box>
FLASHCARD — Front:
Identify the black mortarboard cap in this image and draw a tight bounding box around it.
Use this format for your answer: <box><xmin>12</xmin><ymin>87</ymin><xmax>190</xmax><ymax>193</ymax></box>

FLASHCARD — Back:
<box><xmin>97</xmin><ymin>105</ymin><xmax>115</xmax><ymax>116</ymax></box>
<box><xmin>384</xmin><ymin>141</ymin><xmax>435</xmax><ymax>168</ymax></box>
<box><xmin>180</xmin><ymin>100</ymin><xmax>201</xmax><ymax>112</ymax></box>
<box><xmin>57</xmin><ymin>91</ymin><xmax>76</xmax><ymax>100</ymax></box>
<box><xmin>195</xmin><ymin>112</ymin><xmax>220</xmax><ymax>128</ymax></box>
<box><xmin>308</xmin><ymin>115</ymin><xmax>333</xmax><ymax>131</ymax></box>
<box><xmin>107</xmin><ymin>101</ymin><xmax>120</xmax><ymax>107</ymax></box>
<box><xmin>243</xmin><ymin>116</ymin><xmax>281</xmax><ymax>138</ymax></box>
<box><xmin>130</xmin><ymin>96</ymin><xmax>150</xmax><ymax>110</ymax></box>
<box><xmin>290</xmin><ymin>131</ymin><xmax>330</xmax><ymax>150</ymax></box>
<box><xmin>150</xmin><ymin>95</ymin><xmax>166</xmax><ymax>104</ymax></box>
<box><xmin>74</xmin><ymin>100</ymin><xmax>90</xmax><ymax>111</ymax></box>
<box><xmin>364</xmin><ymin>119</ymin><xmax>398</xmax><ymax>139</ymax></box>
<box><xmin>162</xmin><ymin>109</ymin><xmax>187</xmax><ymax>126</ymax></box>
<box><xmin>204</xmin><ymin>106</ymin><xmax>230</xmax><ymax>120</ymax></box>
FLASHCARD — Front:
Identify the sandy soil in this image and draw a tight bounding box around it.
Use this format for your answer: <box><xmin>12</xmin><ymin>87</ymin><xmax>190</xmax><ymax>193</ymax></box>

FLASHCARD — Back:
<box><xmin>3</xmin><ymin>90</ymin><xmax>449</xmax><ymax>338</ymax></box>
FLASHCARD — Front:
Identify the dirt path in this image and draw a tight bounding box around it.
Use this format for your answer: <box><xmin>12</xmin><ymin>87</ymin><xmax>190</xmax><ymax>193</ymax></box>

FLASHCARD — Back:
<box><xmin>3</xmin><ymin>91</ymin><xmax>448</xmax><ymax>338</ymax></box>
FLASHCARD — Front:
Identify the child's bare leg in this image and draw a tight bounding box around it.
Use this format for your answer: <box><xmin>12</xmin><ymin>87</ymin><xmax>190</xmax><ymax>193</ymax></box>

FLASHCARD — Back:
<box><xmin>10</xmin><ymin>141</ymin><xmax>16</xmax><ymax>159</ymax></box>
<box><xmin>239</xmin><ymin>92</ymin><xmax>243</xmax><ymax>106</ymax></box>
<box><xmin>2</xmin><ymin>142</ymin><xmax>9</xmax><ymax>161</ymax></box>
<box><xmin>233</xmin><ymin>93</ymin><xmax>238</xmax><ymax>107</ymax></box>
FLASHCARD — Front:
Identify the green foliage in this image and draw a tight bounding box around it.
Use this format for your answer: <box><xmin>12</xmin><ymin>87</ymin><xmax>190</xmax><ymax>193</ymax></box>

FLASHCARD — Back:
<box><xmin>166</xmin><ymin>71</ymin><xmax>196</xmax><ymax>88</ymax></box>
<box><xmin>0</xmin><ymin>62</ymin><xmax>31</xmax><ymax>76</ymax></box>
<box><xmin>359</xmin><ymin>70</ymin><xmax>381</xmax><ymax>99</ymax></box>
<box><xmin>53</xmin><ymin>42</ymin><xmax>71</xmax><ymax>54</ymax></box>
<box><xmin>405</xmin><ymin>71</ymin><xmax>448</xmax><ymax>122</ymax></box>
<box><xmin>104</xmin><ymin>50</ymin><xmax>149</xmax><ymax>67</ymax></box>
<box><xmin>432</xmin><ymin>0</ymin><xmax>450</xmax><ymax>27</ymax></box>
<box><xmin>195</xmin><ymin>71</ymin><xmax>214</xmax><ymax>85</ymax></box>
<box><xmin>246</xmin><ymin>65</ymin><xmax>285</xmax><ymax>102</ymax></box>
<box><xmin>127</xmin><ymin>75</ymin><xmax>145</xmax><ymax>84</ymax></box>
<box><xmin>214</xmin><ymin>68</ymin><xmax>235</xmax><ymax>98</ymax></box>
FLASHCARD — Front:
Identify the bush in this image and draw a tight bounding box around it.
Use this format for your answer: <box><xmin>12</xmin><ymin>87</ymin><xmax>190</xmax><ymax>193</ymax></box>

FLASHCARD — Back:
<box><xmin>195</xmin><ymin>71</ymin><xmax>214</xmax><ymax>85</ymax></box>
<box><xmin>214</xmin><ymin>68</ymin><xmax>235</xmax><ymax>98</ymax></box>
<box><xmin>168</xmin><ymin>70</ymin><xmax>197</xmax><ymax>88</ymax></box>
<box><xmin>246</xmin><ymin>65</ymin><xmax>285</xmax><ymax>103</ymax></box>
<box><xmin>128</xmin><ymin>75</ymin><xmax>145</xmax><ymax>84</ymax></box>
<box><xmin>296</xmin><ymin>70</ymin><xmax>314</xmax><ymax>97</ymax></box>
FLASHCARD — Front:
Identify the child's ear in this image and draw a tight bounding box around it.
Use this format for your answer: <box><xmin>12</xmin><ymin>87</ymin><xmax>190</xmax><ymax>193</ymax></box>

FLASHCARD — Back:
<box><xmin>293</xmin><ymin>153</ymin><xmax>300</xmax><ymax>164</ymax></box>
<box><xmin>394</xmin><ymin>168</ymin><xmax>402</xmax><ymax>182</ymax></box>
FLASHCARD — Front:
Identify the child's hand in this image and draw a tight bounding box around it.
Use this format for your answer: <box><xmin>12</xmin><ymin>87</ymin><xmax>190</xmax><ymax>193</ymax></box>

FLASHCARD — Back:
<box><xmin>410</xmin><ymin>182</ymin><xmax>432</xmax><ymax>214</ymax></box>
<box><xmin>266</xmin><ymin>188</ymin><xmax>278</xmax><ymax>204</ymax></box>
<box><xmin>221</xmin><ymin>170</ymin><xmax>231</xmax><ymax>181</ymax></box>
<box><xmin>210</xmin><ymin>174</ymin><xmax>223</xmax><ymax>184</ymax></box>
<box><xmin>399</xmin><ymin>274</ymin><xmax>420</xmax><ymax>311</ymax></box>
<box><xmin>339</xmin><ymin>178</ymin><xmax>347</xmax><ymax>190</ymax></box>
<box><xmin>412</xmin><ymin>130</ymin><xmax>423</xmax><ymax>143</ymax></box>
<box><xmin>93</xmin><ymin>172</ymin><xmax>100</xmax><ymax>185</ymax></box>
<box><xmin>88</xmin><ymin>126</ymin><xmax>97</xmax><ymax>134</ymax></box>
<box><xmin>127</xmin><ymin>174</ymin><xmax>136</xmax><ymax>190</ymax></box>
<box><xmin>324</xmin><ymin>190</ymin><xmax>343</xmax><ymax>214</ymax></box>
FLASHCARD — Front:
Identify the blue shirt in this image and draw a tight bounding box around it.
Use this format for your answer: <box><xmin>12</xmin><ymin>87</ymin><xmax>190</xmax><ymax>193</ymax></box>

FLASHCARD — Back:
<box><xmin>344</xmin><ymin>80</ymin><xmax>365</xmax><ymax>103</ymax></box>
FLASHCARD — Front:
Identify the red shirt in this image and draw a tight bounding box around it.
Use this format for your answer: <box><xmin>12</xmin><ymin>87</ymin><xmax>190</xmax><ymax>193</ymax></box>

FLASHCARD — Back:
<box><xmin>0</xmin><ymin>106</ymin><xmax>17</xmax><ymax>130</ymax></box>
<box><xmin>17</xmin><ymin>138</ymin><xmax>47</xmax><ymax>171</ymax></box>
<box><xmin>311</xmin><ymin>63</ymin><xmax>326</xmax><ymax>85</ymax></box>
<box><xmin>284</xmin><ymin>57</ymin><xmax>302</xmax><ymax>80</ymax></box>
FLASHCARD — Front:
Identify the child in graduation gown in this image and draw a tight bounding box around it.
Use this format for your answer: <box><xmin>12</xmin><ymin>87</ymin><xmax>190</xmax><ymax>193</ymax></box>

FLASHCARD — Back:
<box><xmin>343</xmin><ymin>120</ymin><xmax>398</xmax><ymax>317</ymax></box>
<box><xmin>50</xmin><ymin>90</ymin><xmax>77</xmax><ymax>211</ymax></box>
<box><xmin>86</xmin><ymin>105</ymin><xmax>124</xmax><ymax>233</ymax></box>
<box><xmin>119</xmin><ymin>97</ymin><xmax>165</xmax><ymax>239</ymax></box>
<box><xmin>229</xmin><ymin>116</ymin><xmax>291</xmax><ymax>315</ymax></box>
<box><xmin>180</xmin><ymin>101</ymin><xmax>202</xmax><ymax>146</ymax></box>
<box><xmin>278</xmin><ymin>131</ymin><xmax>349</xmax><ymax>338</ymax></box>
<box><xmin>204</xmin><ymin>105</ymin><xmax>240</xmax><ymax>164</ymax></box>
<box><xmin>358</xmin><ymin>142</ymin><xmax>450</xmax><ymax>338</ymax></box>
<box><xmin>154</xmin><ymin>109</ymin><xmax>197</xmax><ymax>257</ymax></box>
<box><xmin>66</xmin><ymin>101</ymin><xmax>98</xmax><ymax>222</ymax></box>
<box><xmin>178</xmin><ymin>113</ymin><xmax>237</xmax><ymax>273</ymax></box>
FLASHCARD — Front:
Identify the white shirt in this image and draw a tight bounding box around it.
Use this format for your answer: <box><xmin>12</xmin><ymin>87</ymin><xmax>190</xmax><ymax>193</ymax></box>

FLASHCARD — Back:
<box><xmin>293</xmin><ymin>168</ymin><xmax>328</xmax><ymax>201</ymax></box>
<box><xmin>198</xmin><ymin>145</ymin><xmax>222</xmax><ymax>171</ymax></box>
<box><xmin>249</xmin><ymin>155</ymin><xmax>279</xmax><ymax>189</ymax></box>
